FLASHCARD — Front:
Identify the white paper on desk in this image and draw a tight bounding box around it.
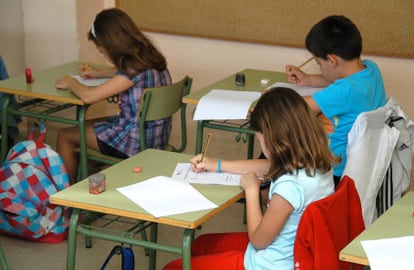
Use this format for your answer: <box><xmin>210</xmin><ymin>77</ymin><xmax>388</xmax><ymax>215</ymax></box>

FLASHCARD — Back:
<box><xmin>172</xmin><ymin>163</ymin><xmax>241</xmax><ymax>186</ymax></box>
<box><xmin>360</xmin><ymin>236</ymin><xmax>414</xmax><ymax>269</ymax></box>
<box><xmin>117</xmin><ymin>176</ymin><xmax>218</xmax><ymax>218</ymax></box>
<box><xmin>267</xmin><ymin>82</ymin><xmax>322</xmax><ymax>96</ymax></box>
<box><xmin>193</xmin><ymin>89</ymin><xmax>261</xmax><ymax>120</ymax></box>
<box><xmin>71</xmin><ymin>75</ymin><xmax>110</xmax><ymax>87</ymax></box>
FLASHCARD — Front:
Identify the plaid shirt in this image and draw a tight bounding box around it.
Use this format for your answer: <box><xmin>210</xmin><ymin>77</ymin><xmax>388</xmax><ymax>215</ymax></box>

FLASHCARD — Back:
<box><xmin>94</xmin><ymin>68</ymin><xmax>172</xmax><ymax>157</ymax></box>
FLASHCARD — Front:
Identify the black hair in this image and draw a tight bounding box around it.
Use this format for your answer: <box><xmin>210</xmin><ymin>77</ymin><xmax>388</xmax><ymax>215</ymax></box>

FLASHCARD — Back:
<box><xmin>305</xmin><ymin>15</ymin><xmax>362</xmax><ymax>60</ymax></box>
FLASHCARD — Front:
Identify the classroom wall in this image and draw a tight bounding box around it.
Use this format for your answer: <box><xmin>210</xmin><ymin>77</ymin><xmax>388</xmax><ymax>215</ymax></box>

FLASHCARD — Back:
<box><xmin>0</xmin><ymin>0</ymin><xmax>24</xmax><ymax>77</ymax></box>
<box><xmin>1</xmin><ymin>0</ymin><xmax>413</xmax><ymax>190</ymax></box>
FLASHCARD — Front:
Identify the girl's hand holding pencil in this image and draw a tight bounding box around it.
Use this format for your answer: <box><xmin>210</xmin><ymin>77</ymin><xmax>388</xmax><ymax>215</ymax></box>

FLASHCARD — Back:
<box><xmin>78</xmin><ymin>63</ymin><xmax>94</xmax><ymax>79</ymax></box>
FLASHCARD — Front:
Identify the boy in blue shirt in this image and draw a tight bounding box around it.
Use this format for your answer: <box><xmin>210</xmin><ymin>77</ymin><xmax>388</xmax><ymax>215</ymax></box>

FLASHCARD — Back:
<box><xmin>286</xmin><ymin>15</ymin><xmax>387</xmax><ymax>185</ymax></box>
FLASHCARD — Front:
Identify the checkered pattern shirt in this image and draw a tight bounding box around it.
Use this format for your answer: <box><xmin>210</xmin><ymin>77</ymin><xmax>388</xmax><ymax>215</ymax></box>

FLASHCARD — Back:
<box><xmin>94</xmin><ymin>68</ymin><xmax>172</xmax><ymax>157</ymax></box>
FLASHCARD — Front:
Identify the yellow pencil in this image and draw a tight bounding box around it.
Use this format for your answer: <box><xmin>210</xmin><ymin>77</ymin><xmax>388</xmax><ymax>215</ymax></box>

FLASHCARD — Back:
<box><xmin>297</xmin><ymin>56</ymin><xmax>314</xmax><ymax>69</ymax></box>
<box><xmin>85</xmin><ymin>62</ymin><xmax>90</xmax><ymax>71</ymax></box>
<box><xmin>200</xmin><ymin>133</ymin><xmax>212</xmax><ymax>162</ymax></box>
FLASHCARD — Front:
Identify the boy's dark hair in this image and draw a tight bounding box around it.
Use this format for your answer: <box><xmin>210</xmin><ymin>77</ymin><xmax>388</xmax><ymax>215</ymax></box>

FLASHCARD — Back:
<box><xmin>305</xmin><ymin>15</ymin><xmax>362</xmax><ymax>60</ymax></box>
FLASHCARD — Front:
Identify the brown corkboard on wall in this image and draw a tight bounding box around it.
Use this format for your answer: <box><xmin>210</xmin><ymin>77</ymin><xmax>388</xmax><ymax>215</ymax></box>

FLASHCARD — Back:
<box><xmin>117</xmin><ymin>0</ymin><xmax>414</xmax><ymax>58</ymax></box>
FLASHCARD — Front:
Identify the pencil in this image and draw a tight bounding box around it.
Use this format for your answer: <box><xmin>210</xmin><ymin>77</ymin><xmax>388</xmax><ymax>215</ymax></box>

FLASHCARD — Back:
<box><xmin>200</xmin><ymin>133</ymin><xmax>212</xmax><ymax>162</ymax></box>
<box><xmin>85</xmin><ymin>62</ymin><xmax>90</xmax><ymax>71</ymax></box>
<box><xmin>297</xmin><ymin>56</ymin><xmax>314</xmax><ymax>69</ymax></box>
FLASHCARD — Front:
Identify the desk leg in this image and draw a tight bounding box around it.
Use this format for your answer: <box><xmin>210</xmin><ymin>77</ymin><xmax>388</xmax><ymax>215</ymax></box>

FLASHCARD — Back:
<box><xmin>0</xmin><ymin>94</ymin><xmax>11</xmax><ymax>162</ymax></box>
<box><xmin>66</xmin><ymin>208</ymin><xmax>80</xmax><ymax>270</ymax></box>
<box><xmin>182</xmin><ymin>229</ymin><xmax>195</xmax><ymax>270</ymax></box>
<box><xmin>148</xmin><ymin>223</ymin><xmax>158</xmax><ymax>270</ymax></box>
<box><xmin>247</xmin><ymin>134</ymin><xmax>255</xmax><ymax>159</ymax></box>
<box><xmin>77</xmin><ymin>105</ymin><xmax>89</xmax><ymax>180</ymax></box>
<box><xmin>195</xmin><ymin>120</ymin><xmax>204</xmax><ymax>154</ymax></box>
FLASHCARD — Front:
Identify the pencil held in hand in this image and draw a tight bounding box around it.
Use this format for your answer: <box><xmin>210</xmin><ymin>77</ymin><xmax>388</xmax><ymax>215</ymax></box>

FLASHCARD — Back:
<box><xmin>200</xmin><ymin>133</ymin><xmax>212</xmax><ymax>162</ymax></box>
<box><xmin>297</xmin><ymin>57</ymin><xmax>314</xmax><ymax>69</ymax></box>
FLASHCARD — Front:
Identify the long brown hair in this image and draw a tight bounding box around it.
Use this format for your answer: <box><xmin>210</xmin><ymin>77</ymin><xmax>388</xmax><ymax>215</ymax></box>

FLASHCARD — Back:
<box><xmin>88</xmin><ymin>8</ymin><xmax>167</xmax><ymax>77</ymax></box>
<box><xmin>250</xmin><ymin>87</ymin><xmax>340</xmax><ymax>179</ymax></box>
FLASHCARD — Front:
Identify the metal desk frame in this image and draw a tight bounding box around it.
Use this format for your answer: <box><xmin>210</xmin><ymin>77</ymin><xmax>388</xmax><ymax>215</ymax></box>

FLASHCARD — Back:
<box><xmin>183</xmin><ymin>69</ymin><xmax>287</xmax><ymax>158</ymax></box>
<box><xmin>0</xmin><ymin>62</ymin><xmax>91</xmax><ymax>179</ymax></box>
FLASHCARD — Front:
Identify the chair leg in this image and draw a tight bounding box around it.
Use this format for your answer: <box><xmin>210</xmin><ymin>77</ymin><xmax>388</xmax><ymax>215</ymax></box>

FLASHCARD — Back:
<box><xmin>0</xmin><ymin>242</ymin><xmax>8</xmax><ymax>270</ymax></box>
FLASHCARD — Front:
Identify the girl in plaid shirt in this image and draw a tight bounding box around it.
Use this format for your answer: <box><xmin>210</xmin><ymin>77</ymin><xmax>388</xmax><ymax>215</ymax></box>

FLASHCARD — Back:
<box><xmin>56</xmin><ymin>8</ymin><xmax>172</xmax><ymax>183</ymax></box>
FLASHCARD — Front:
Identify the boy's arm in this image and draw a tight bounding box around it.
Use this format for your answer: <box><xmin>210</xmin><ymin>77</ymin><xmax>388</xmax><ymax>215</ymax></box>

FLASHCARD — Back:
<box><xmin>303</xmin><ymin>96</ymin><xmax>321</xmax><ymax>114</ymax></box>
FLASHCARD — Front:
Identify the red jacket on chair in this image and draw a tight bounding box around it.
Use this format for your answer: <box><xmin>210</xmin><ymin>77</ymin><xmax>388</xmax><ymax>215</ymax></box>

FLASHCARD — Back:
<box><xmin>293</xmin><ymin>176</ymin><xmax>365</xmax><ymax>270</ymax></box>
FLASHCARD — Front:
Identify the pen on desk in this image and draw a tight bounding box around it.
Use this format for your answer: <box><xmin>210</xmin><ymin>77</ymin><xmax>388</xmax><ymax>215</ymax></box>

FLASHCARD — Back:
<box><xmin>297</xmin><ymin>56</ymin><xmax>314</xmax><ymax>69</ymax></box>
<box><xmin>200</xmin><ymin>133</ymin><xmax>212</xmax><ymax>162</ymax></box>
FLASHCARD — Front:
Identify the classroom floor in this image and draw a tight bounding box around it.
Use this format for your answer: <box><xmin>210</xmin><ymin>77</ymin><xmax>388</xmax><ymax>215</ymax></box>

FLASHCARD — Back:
<box><xmin>0</xmin><ymin>101</ymin><xmax>255</xmax><ymax>270</ymax></box>
<box><xmin>0</xmin><ymin>203</ymin><xmax>246</xmax><ymax>270</ymax></box>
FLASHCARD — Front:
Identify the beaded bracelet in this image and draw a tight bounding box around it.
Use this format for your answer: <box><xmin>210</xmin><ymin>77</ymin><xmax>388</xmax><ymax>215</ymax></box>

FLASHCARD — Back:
<box><xmin>217</xmin><ymin>159</ymin><xmax>221</xmax><ymax>173</ymax></box>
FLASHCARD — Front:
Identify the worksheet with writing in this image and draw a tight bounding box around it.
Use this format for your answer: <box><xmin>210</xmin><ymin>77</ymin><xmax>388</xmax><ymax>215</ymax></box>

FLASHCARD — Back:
<box><xmin>172</xmin><ymin>163</ymin><xmax>241</xmax><ymax>186</ymax></box>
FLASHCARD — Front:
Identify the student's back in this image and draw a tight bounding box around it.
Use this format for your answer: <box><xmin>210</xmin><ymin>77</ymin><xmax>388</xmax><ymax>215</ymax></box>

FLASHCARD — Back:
<box><xmin>312</xmin><ymin>59</ymin><xmax>386</xmax><ymax>179</ymax></box>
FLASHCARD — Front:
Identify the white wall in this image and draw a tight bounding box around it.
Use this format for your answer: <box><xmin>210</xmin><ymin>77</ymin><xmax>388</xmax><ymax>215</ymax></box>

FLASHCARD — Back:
<box><xmin>22</xmin><ymin>0</ymin><xmax>78</xmax><ymax>70</ymax></box>
<box><xmin>0</xmin><ymin>0</ymin><xmax>24</xmax><ymax>77</ymax></box>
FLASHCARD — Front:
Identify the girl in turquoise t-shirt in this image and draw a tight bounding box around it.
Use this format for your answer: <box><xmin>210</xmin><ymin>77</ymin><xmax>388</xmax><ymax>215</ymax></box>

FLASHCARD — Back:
<box><xmin>163</xmin><ymin>87</ymin><xmax>339</xmax><ymax>270</ymax></box>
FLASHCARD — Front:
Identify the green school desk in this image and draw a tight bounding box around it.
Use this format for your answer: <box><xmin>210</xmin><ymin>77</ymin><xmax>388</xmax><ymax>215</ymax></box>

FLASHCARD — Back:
<box><xmin>182</xmin><ymin>69</ymin><xmax>288</xmax><ymax>158</ymax></box>
<box><xmin>0</xmin><ymin>62</ymin><xmax>91</xmax><ymax>179</ymax></box>
<box><xmin>50</xmin><ymin>149</ymin><xmax>244</xmax><ymax>270</ymax></box>
<box><xmin>339</xmin><ymin>191</ymin><xmax>414</xmax><ymax>266</ymax></box>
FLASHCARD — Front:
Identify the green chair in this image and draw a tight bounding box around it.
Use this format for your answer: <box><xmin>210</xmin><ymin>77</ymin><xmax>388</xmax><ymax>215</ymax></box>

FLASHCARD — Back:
<box><xmin>77</xmin><ymin>75</ymin><xmax>193</xmax><ymax>176</ymax></box>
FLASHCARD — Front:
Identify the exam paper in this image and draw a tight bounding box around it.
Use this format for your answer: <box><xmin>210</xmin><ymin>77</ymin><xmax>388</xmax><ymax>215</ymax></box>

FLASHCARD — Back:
<box><xmin>360</xmin><ymin>236</ymin><xmax>414</xmax><ymax>269</ymax></box>
<box><xmin>267</xmin><ymin>82</ymin><xmax>322</xmax><ymax>96</ymax></box>
<box><xmin>71</xmin><ymin>75</ymin><xmax>110</xmax><ymax>87</ymax></box>
<box><xmin>172</xmin><ymin>163</ymin><xmax>241</xmax><ymax>186</ymax></box>
<box><xmin>193</xmin><ymin>89</ymin><xmax>261</xmax><ymax>120</ymax></box>
<box><xmin>117</xmin><ymin>176</ymin><xmax>218</xmax><ymax>218</ymax></box>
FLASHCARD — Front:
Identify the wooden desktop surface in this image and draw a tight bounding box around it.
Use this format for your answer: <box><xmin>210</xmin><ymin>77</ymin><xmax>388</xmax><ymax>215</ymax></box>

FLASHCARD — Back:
<box><xmin>182</xmin><ymin>68</ymin><xmax>288</xmax><ymax>105</ymax></box>
<box><xmin>0</xmin><ymin>61</ymin><xmax>85</xmax><ymax>105</ymax></box>
<box><xmin>50</xmin><ymin>149</ymin><xmax>244</xmax><ymax>229</ymax></box>
<box><xmin>339</xmin><ymin>191</ymin><xmax>414</xmax><ymax>265</ymax></box>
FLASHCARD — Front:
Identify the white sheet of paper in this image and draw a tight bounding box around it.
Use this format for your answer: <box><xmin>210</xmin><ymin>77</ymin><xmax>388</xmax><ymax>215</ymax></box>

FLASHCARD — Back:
<box><xmin>193</xmin><ymin>89</ymin><xmax>261</xmax><ymax>120</ymax></box>
<box><xmin>172</xmin><ymin>163</ymin><xmax>241</xmax><ymax>186</ymax></box>
<box><xmin>267</xmin><ymin>82</ymin><xmax>322</xmax><ymax>96</ymax></box>
<box><xmin>71</xmin><ymin>75</ymin><xmax>110</xmax><ymax>87</ymax></box>
<box><xmin>117</xmin><ymin>176</ymin><xmax>218</xmax><ymax>218</ymax></box>
<box><xmin>360</xmin><ymin>236</ymin><xmax>414</xmax><ymax>269</ymax></box>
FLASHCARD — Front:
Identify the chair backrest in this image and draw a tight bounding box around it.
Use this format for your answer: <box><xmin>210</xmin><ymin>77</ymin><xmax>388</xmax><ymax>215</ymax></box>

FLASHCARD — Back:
<box><xmin>138</xmin><ymin>76</ymin><xmax>192</xmax><ymax>152</ymax></box>
<box><xmin>293</xmin><ymin>176</ymin><xmax>365</xmax><ymax>270</ymax></box>
<box><xmin>342</xmin><ymin>97</ymin><xmax>413</xmax><ymax>226</ymax></box>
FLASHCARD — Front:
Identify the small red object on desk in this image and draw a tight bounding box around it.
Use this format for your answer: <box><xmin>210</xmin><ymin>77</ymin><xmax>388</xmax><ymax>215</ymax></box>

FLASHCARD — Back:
<box><xmin>25</xmin><ymin>68</ymin><xmax>33</xmax><ymax>83</ymax></box>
